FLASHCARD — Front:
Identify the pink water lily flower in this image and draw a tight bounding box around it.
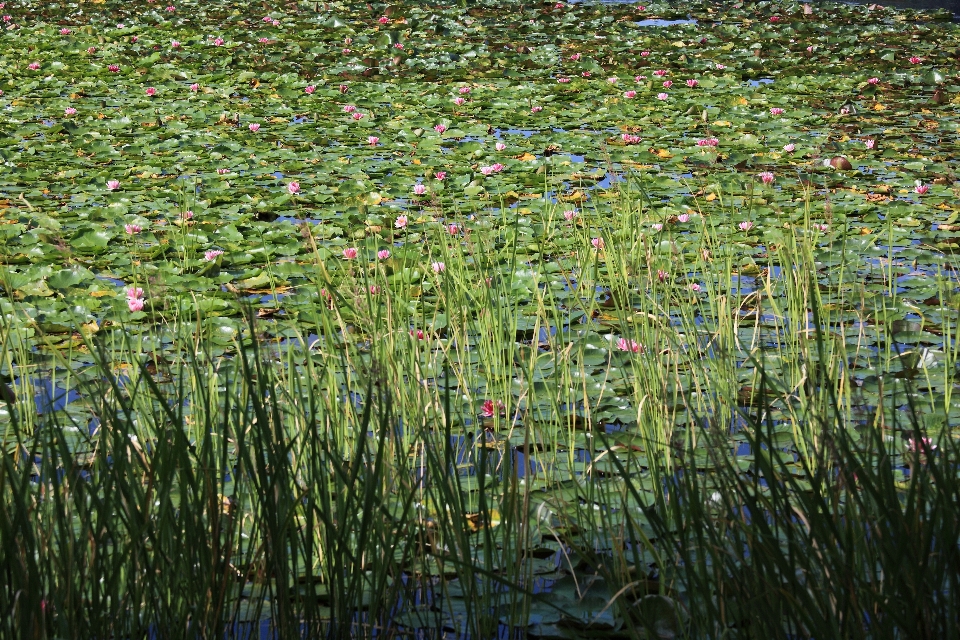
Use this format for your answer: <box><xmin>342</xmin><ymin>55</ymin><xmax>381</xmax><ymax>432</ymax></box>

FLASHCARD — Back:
<box><xmin>697</xmin><ymin>138</ymin><xmax>719</xmax><ymax>147</ymax></box>
<box><xmin>60</xmin><ymin>28</ymin><xmax>71</xmax><ymax>35</ymax></box>
<box><xmin>759</xmin><ymin>172</ymin><xmax>775</xmax><ymax>184</ymax></box>
<box><xmin>213</xmin><ymin>37</ymin><xmax>224</xmax><ymax>46</ymax></box>
<box><xmin>342</xmin><ymin>247</ymin><xmax>358</xmax><ymax>259</ymax></box>
<box><xmin>739</xmin><ymin>221</ymin><xmax>754</xmax><ymax>231</ymax></box>
<box><xmin>287</xmin><ymin>181</ymin><xmax>300</xmax><ymax>195</ymax></box>
<box><xmin>909</xmin><ymin>56</ymin><xmax>922</xmax><ymax>64</ymax></box>
<box><xmin>531</xmin><ymin>106</ymin><xmax>543</xmax><ymax>113</ymax></box>
<box><xmin>28</xmin><ymin>62</ymin><xmax>40</xmax><ymax>70</ymax></box>
<box><xmin>495</xmin><ymin>142</ymin><xmax>506</xmax><ymax>152</ymax></box>
<box><xmin>127</xmin><ymin>297</ymin><xmax>145</xmax><ymax>312</ymax></box>
<box><xmin>351</xmin><ymin>112</ymin><xmax>364</xmax><ymax>120</ymax></box>
<box><xmin>868</xmin><ymin>77</ymin><xmax>880</xmax><ymax>85</ymax></box>
<box><xmin>458</xmin><ymin>87</ymin><xmax>471</xmax><ymax>94</ymax></box>
<box><xmin>395</xmin><ymin>215</ymin><xmax>408</xmax><ymax>229</ymax></box>
<box><xmin>783</xmin><ymin>143</ymin><xmax>796</xmax><ymax>152</ymax></box>
<box><xmin>124</xmin><ymin>224</ymin><xmax>142</xmax><ymax>235</ymax></box>
<box><xmin>915</xmin><ymin>184</ymin><xmax>929</xmax><ymax>195</ymax></box>
<box><xmin>686</xmin><ymin>79</ymin><xmax>698</xmax><ymax>87</ymax></box>
<box><xmin>171</xmin><ymin>40</ymin><xmax>181</xmax><ymax>48</ymax></box>
<box><xmin>378</xmin><ymin>15</ymin><xmax>389</xmax><ymax>24</ymax></box>
<box><xmin>491</xmin><ymin>163</ymin><xmax>505</xmax><ymax>173</ymax></box>
<box><xmin>770</xmin><ymin>107</ymin><xmax>785</xmax><ymax>115</ymax></box>
<box><xmin>653</xmin><ymin>69</ymin><xmax>667</xmax><ymax>77</ymax></box>
<box><xmin>249</xmin><ymin>123</ymin><xmax>260</xmax><ymax>132</ymax></box>
<box><xmin>204</xmin><ymin>249</ymin><xmax>224</xmax><ymax>261</ymax></box>
<box><xmin>368</xmin><ymin>136</ymin><xmax>379</xmax><ymax>146</ymax></box>
<box><xmin>453</xmin><ymin>97</ymin><xmax>466</xmax><ymax>106</ymax></box>
<box><xmin>662</xmin><ymin>80</ymin><xmax>673</xmax><ymax>88</ymax></box>
<box><xmin>480</xmin><ymin>166</ymin><xmax>494</xmax><ymax>176</ymax></box>
<box><xmin>624</xmin><ymin>90</ymin><xmax>637</xmax><ymax>98</ymax></box>
<box><xmin>434</xmin><ymin>124</ymin><xmax>447</xmax><ymax>134</ymax></box>
<box><xmin>641</xmin><ymin>51</ymin><xmax>651</xmax><ymax>57</ymax></box>
<box><xmin>570</xmin><ymin>53</ymin><xmax>581</xmax><ymax>61</ymax></box>
<box><xmin>258</xmin><ymin>37</ymin><xmax>269</xmax><ymax>44</ymax></box>
<box><xmin>342</xmin><ymin>105</ymin><xmax>356</xmax><ymax>113</ymax></box>
<box><xmin>305</xmin><ymin>85</ymin><xmax>315</xmax><ymax>94</ymax></box>
<box><xmin>677</xmin><ymin>214</ymin><xmax>690</xmax><ymax>223</ymax></box>
<box><xmin>377</xmin><ymin>249</ymin><xmax>391</xmax><ymax>260</ymax></box>
<box><xmin>413</xmin><ymin>184</ymin><xmax>427</xmax><ymax>196</ymax></box>
<box><xmin>617</xmin><ymin>338</ymin><xmax>643</xmax><ymax>353</ymax></box>
<box><xmin>107</xmin><ymin>180</ymin><xmax>121</xmax><ymax>191</ymax></box>
<box><xmin>127</xmin><ymin>287</ymin><xmax>144</xmax><ymax>300</ymax></box>
<box><xmin>190</xmin><ymin>83</ymin><xmax>199</xmax><ymax>92</ymax></box>
<box><xmin>715</xmin><ymin>63</ymin><xmax>726</xmax><ymax>69</ymax></box>
<box><xmin>591</xmin><ymin>237</ymin><xmax>604</xmax><ymax>250</ymax></box>
<box><xmin>145</xmin><ymin>87</ymin><xmax>157</xmax><ymax>96</ymax></box>
<box><xmin>435</xmin><ymin>171</ymin><xmax>447</xmax><ymax>181</ymax></box>
<box><xmin>622</xmin><ymin>134</ymin><xmax>641</xmax><ymax>144</ymax></box>
<box><xmin>64</xmin><ymin>107</ymin><xmax>77</xmax><ymax>116</ymax></box>
<box><xmin>557</xmin><ymin>77</ymin><xmax>571</xmax><ymax>83</ymax></box>
<box><xmin>656</xmin><ymin>93</ymin><xmax>669</xmax><ymax>100</ymax></box>
<box><xmin>865</xmin><ymin>139</ymin><xmax>875</xmax><ymax>149</ymax></box>
<box><xmin>431</xmin><ymin>261</ymin><xmax>445</xmax><ymax>273</ymax></box>
<box><xmin>563</xmin><ymin>209</ymin><xmax>578</xmax><ymax>221</ymax></box>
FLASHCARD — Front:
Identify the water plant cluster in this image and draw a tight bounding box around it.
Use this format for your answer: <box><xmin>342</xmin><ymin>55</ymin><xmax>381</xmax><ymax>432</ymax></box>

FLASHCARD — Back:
<box><xmin>1</xmin><ymin>0</ymin><xmax>959</xmax><ymax>637</ymax></box>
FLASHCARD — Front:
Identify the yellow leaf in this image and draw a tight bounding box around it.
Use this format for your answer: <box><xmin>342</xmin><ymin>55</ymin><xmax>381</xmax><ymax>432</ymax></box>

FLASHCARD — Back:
<box><xmin>560</xmin><ymin>190</ymin><xmax>586</xmax><ymax>203</ymax></box>
<box><xmin>873</xmin><ymin>103</ymin><xmax>885</xmax><ymax>111</ymax></box>
<box><xmin>412</xmin><ymin>158</ymin><xmax>421</xmax><ymax>165</ymax></box>
<box><xmin>657</xmin><ymin>149</ymin><xmax>673</xmax><ymax>159</ymax></box>
<box><xmin>705</xmin><ymin>192</ymin><xmax>717</xmax><ymax>202</ymax></box>
<box><xmin>713</xmin><ymin>120</ymin><xmax>732</xmax><ymax>127</ymax></box>
<box><xmin>734</xmin><ymin>97</ymin><xmax>749</xmax><ymax>106</ymax></box>
<box><xmin>516</xmin><ymin>152</ymin><xmax>537</xmax><ymax>162</ymax></box>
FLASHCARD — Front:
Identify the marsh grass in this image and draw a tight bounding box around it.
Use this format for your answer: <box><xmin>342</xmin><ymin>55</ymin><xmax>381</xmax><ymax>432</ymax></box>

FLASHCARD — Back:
<box><xmin>1</xmin><ymin>180</ymin><xmax>958</xmax><ymax>638</ymax></box>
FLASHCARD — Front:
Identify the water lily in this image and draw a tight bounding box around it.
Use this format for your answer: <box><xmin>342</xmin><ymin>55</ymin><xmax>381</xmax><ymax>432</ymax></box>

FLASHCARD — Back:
<box><xmin>171</xmin><ymin>40</ymin><xmax>181</xmax><ymax>48</ymax></box>
<box><xmin>868</xmin><ymin>77</ymin><xmax>880</xmax><ymax>84</ymax></box>
<box><xmin>689</xmin><ymin>283</ymin><xmax>702</xmax><ymax>292</ymax></box>
<box><xmin>342</xmin><ymin>247</ymin><xmax>358</xmax><ymax>260</ymax></box>
<box><xmin>653</xmin><ymin>69</ymin><xmax>667</xmax><ymax>77</ymax></box>
<box><xmin>677</xmin><ymin>214</ymin><xmax>690</xmax><ymax>223</ymax></box>
<box><xmin>413</xmin><ymin>184</ymin><xmax>427</xmax><ymax>196</ymax></box>
<box><xmin>127</xmin><ymin>297</ymin><xmax>145</xmax><ymax>312</ymax></box>
<box><xmin>124</xmin><ymin>224</ymin><xmax>142</xmax><ymax>235</ymax></box>
<box><xmin>656</xmin><ymin>93</ymin><xmax>669</xmax><ymax>100</ymax></box>
<box><xmin>686</xmin><ymin>79</ymin><xmax>699</xmax><ymax>87</ymax></box>
<box><xmin>563</xmin><ymin>209</ymin><xmax>578</xmax><ymax>221</ymax></box>
<box><xmin>495</xmin><ymin>142</ymin><xmax>506</xmax><ymax>152</ymax></box>
<box><xmin>453</xmin><ymin>97</ymin><xmax>466</xmax><ymax>105</ymax></box>
<box><xmin>60</xmin><ymin>28</ymin><xmax>71</xmax><ymax>35</ymax></box>
<box><xmin>145</xmin><ymin>87</ymin><xmax>157</xmax><ymax>96</ymax></box>
<box><xmin>759</xmin><ymin>172</ymin><xmax>775</xmax><ymax>184</ymax></box>
<box><xmin>378</xmin><ymin>15</ymin><xmax>389</xmax><ymax>24</ymax></box>
<box><xmin>351</xmin><ymin>112</ymin><xmax>364</xmax><ymax>120</ymax></box>
<box><xmin>434</xmin><ymin>124</ymin><xmax>447</xmax><ymax>134</ymax></box>
<box><xmin>377</xmin><ymin>250</ymin><xmax>391</xmax><ymax>260</ymax></box>
<box><xmin>662</xmin><ymin>80</ymin><xmax>673</xmax><ymax>88</ymax></box>
<box><xmin>107</xmin><ymin>180</ymin><xmax>121</xmax><ymax>191</ymax></box>
<box><xmin>249</xmin><ymin>123</ymin><xmax>260</xmax><ymax>132</ymax></box>
<box><xmin>697</xmin><ymin>138</ymin><xmax>719</xmax><ymax>147</ymax></box>
<box><xmin>447</xmin><ymin>224</ymin><xmax>459</xmax><ymax>235</ymax></box>
<box><xmin>480</xmin><ymin>166</ymin><xmax>494</xmax><ymax>176</ymax></box>
<box><xmin>591</xmin><ymin>237</ymin><xmax>605</xmax><ymax>250</ymax></box>
<box><xmin>531</xmin><ymin>106</ymin><xmax>543</xmax><ymax>113</ymax></box>
<box><xmin>190</xmin><ymin>83</ymin><xmax>199</xmax><ymax>92</ymax></box>
<box><xmin>213</xmin><ymin>37</ymin><xmax>224</xmax><ymax>46</ymax></box>
<box><xmin>783</xmin><ymin>143</ymin><xmax>796</xmax><ymax>152</ymax></box>
<box><xmin>617</xmin><ymin>338</ymin><xmax>642</xmax><ymax>353</ymax></box>
<box><xmin>64</xmin><ymin>107</ymin><xmax>77</xmax><ymax>116</ymax></box>
<box><xmin>431</xmin><ymin>261</ymin><xmax>445</xmax><ymax>273</ymax></box>
<box><xmin>305</xmin><ymin>85</ymin><xmax>315</xmax><ymax>94</ymax></box>
<box><xmin>640</xmin><ymin>51</ymin><xmax>650</xmax><ymax>57</ymax></box>
<box><xmin>458</xmin><ymin>87</ymin><xmax>471</xmax><ymax>94</ymax></box>
<box><xmin>204</xmin><ymin>249</ymin><xmax>224</xmax><ymax>261</ymax></box>
<box><xmin>770</xmin><ymin>107</ymin><xmax>785</xmax><ymax>115</ymax></box>
<box><xmin>915</xmin><ymin>184</ymin><xmax>929</xmax><ymax>195</ymax></box>
<box><xmin>491</xmin><ymin>163</ymin><xmax>505</xmax><ymax>173</ymax></box>
<box><xmin>395</xmin><ymin>216</ymin><xmax>408</xmax><ymax>229</ymax></box>
<box><xmin>287</xmin><ymin>182</ymin><xmax>300</xmax><ymax>195</ymax></box>
<box><xmin>435</xmin><ymin>171</ymin><xmax>447</xmax><ymax>181</ymax></box>
<box><xmin>865</xmin><ymin>139</ymin><xmax>875</xmax><ymax>149</ymax></box>
<box><xmin>368</xmin><ymin>136</ymin><xmax>379</xmax><ymax>146</ymax></box>
<box><xmin>909</xmin><ymin>56</ymin><xmax>922</xmax><ymax>64</ymax></box>
<box><xmin>739</xmin><ymin>221</ymin><xmax>754</xmax><ymax>231</ymax></box>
